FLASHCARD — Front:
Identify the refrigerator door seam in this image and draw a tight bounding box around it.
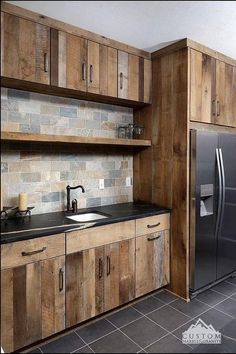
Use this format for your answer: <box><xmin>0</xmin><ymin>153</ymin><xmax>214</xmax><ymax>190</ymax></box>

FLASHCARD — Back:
<box><xmin>215</xmin><ymin>148</ymin><xmax>223</xmax><ymax>236</ymax></box>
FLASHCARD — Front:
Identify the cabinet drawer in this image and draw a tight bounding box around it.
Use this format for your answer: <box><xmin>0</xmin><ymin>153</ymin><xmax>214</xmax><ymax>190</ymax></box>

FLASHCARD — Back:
<box><xmin>66</xmin><ymin>220</ymin><xmax>135</xmax><ymax>254</ymax></box>
<box><xmin>136</xmin><ymin>213</ymin><xmax>170</xmax><ymax>236</ymax></box>
<box><xmin>1</xmin><ymin>234</ymin><xmax>65</xmax><ymax>270</ymax></box>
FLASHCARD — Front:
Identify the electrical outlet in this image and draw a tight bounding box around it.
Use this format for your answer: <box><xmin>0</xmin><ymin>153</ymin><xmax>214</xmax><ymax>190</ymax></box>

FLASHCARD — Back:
<box><xmin>126</xmin><ymin>176</ymin><xmax>132</xmax><ymax>187</ymax></box>
<box><xmin>99</xmin><ymin>179</ymin><xmax>104</xmax><ymax>190</ymax></box>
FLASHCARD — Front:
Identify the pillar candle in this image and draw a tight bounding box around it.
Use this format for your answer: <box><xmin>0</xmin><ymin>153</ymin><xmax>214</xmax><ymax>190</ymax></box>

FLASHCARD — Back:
<box><xmin>19</xmin><ymin>193</ymin><xmax>28</xmax><ymax>211</ymax></box>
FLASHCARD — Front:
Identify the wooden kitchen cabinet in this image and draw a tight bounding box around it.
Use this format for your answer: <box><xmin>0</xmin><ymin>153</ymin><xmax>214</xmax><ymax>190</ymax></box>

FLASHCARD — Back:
<box><xmin>1</xmin><ymin>255</ymin><xmax>65</xmax><ymax>352</ymax></box>
<box><xmin>136</xmin><ymin>230</ymin><xmax>170</xmax><ymax>297</ymax></box>
<box><xmin>190</xmin><ymin>49</ymin><xmax>236</xmax><ymax>127</ymax></box>
<box><xmin>215</xmin><ymin>60</ymin><xmax>236</xmax><ymax>127</ymax></box>
<box><xmin>99</xmin><ymin>45</ymin><xmax>118</xmax><ymax>97</ymax></box>
<box><xmin>1</xmin><ymin>12</ymin><xmax>50</xmax><ymax>84</ymax></box>
<box><xmin>66</xmin><ymin>238</ymin><xmax>135</xmax><ymax>327</ymax></box>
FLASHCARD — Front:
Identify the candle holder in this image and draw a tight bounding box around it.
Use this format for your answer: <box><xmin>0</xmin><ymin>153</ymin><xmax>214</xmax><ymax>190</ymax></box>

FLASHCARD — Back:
<box><xmin>1</xmin><ymin>207</ymin><xmax>16</xmax><ymax>221</ymax></box>
<box><xmin>15</xmin><ymin>207</ymin><xmax>35</xmax><ymax>218</ymax></box>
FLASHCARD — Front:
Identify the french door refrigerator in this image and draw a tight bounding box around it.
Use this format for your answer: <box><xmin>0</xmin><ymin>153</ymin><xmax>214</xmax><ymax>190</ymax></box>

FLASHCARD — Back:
<box><xmin>190</xmin><ymin>130</ymin><xmax>236</xmax><ymax>296</ymax></box>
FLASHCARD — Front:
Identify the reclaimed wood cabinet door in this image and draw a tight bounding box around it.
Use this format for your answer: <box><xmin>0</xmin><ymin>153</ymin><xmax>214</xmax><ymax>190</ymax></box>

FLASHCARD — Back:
<box><xmin>190</xmin><ymin>49</ymin><xmax>216</xmax><ymax>124</ymax></box>
<box><xmin>1</xmin><ymin>12</ymin><xmax>50</xmax><ymax>84</ymax></box>
<box><xmin>104</xmin><ymin>239</ymin><xmax>135</xmax><ymax>312</ymax></box>
<box><xmin>118</xmin><ymin>51</ymin><xmax>139</xmax><ymax>101</ymax></box>
<box><xmin>99</xmin><ymin>45</ymin><xmax>118</xmax><ymax>97</ymax></box>
<box><xmin>1</xmin><ymin>255</ymin><xmax>65</xmax><ymax>353</ymax></box>
<box><xmin>66</xmin><ymin>247</ymin><xmax>104</xmax><ymax>327</ymax></box>
<box><xmin>215</xmin><ymin>60</ymin><xmax>236</xmax><ymax>127</ymax></box>
<box><xmin>135</xmin><ymin>230</ymin><xmax>170</xmax><ymax>298</ymax></box>
<box><xmin>87</xmin><ymin>40</ymin><xmax>100</xmax><ymax>94</ymax></box>
<box><xmin>51</xmin><ymin>29</ymin><xmax>87</xmax><ymax>91</ymax></box>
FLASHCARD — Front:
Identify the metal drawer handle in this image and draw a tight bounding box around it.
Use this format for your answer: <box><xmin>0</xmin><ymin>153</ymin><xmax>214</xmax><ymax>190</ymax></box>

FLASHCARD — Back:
<box><xmin>59</xmin><ymin>268</ymin><xmax>64</xmax><ymax>292</ymax></box>
<box><xmin>44</xmin><ymin>53</ymin><xmax>49</xmax><ymax>73</ymax></box>
<box><xmin>21</xmin><ymin>246</ymin><xmax>46</xmax><ymax>257</ymax></box>
<box><xmin>99</xmin><ymin>258</ymin><xmax>103</xmax><ymax>279</ymax></box>
<box><xmin>82</xmin><ymin>63</ymin><xmax>86</xmax><ymax>81</ymax></box>
<box><xmin>147</xmin><ymin>222</ymin><xmax>160</xmax><ymax>229</ymax></box>
<box><xmin>107</xmin><ymin>256</ymin><xmax>111</xmax><ymax>276</ymax></box>
<box><xmin>212</xmin><ymin>99</ymin><xmax>216</xmax><ymax>116</ymax></box>
<box><xmin>90</xmin><ymin>65</ymin><xmax>93</xmax><ymax>83</ymax></box>
<box><xmin>147</xmin><ymin>235</ymin><xmax>161</xmax><ymax>241</ymax></box>
<box><xmin>217</xmin><ymin>100</ymin><xmax>220</xmax><ymax>116</ymax></box>
<box><xmin>120</xmin><ymin>72</ymin><xmax>123</xmax><ymax>90</ymax></box>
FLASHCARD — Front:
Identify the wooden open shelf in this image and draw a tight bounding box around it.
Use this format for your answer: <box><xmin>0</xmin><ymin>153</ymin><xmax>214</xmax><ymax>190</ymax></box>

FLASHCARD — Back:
<box><xmin>1</xmin><ymin>131</ymin><xmax>151</xmax><ymax>148</ymax></box>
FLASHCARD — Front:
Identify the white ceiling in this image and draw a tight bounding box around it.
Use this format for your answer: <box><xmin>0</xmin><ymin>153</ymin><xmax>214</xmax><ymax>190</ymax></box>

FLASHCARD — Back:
<box><xmin>7</xmin><ymin>1</ymin><xmax>236</xmax><ymax>58</ymax></box>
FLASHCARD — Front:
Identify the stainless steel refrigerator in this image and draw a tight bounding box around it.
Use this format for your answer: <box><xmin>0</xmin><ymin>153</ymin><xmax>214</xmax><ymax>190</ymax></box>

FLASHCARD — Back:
<box><xmin>190</xmin><ymin>130</ymin><xmax>236</xmax><ymax>296</ymax></box>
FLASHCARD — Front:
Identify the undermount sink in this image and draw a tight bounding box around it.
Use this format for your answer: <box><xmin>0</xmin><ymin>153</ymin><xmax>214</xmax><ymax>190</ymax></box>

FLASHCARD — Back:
<box><xmin>66</xmin><ymin>212</ymin><xmax>109</xmax><ymax>223</ymax></box>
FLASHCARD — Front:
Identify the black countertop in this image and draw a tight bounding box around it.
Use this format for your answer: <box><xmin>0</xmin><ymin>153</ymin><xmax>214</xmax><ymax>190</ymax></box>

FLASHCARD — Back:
<box><xmin>0</xmin><ymin>202</ymin><xmax>170</xmax><ymax>244</ymax></box>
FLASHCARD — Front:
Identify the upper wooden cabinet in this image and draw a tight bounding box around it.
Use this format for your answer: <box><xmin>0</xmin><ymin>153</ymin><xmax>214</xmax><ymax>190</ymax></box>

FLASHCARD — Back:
<box><xmin>118</xmin><ymin>51</ymin><xmax>151</xmax><ymax>103</ymax></box>
<box><xmin>1</xmin><ymin>13</ymin><xmax>50</xmax><ymax>84</ymax></box>
<box><xmin>190</xmin><ymin>49</ymin><xmax>236</xmax><ymax>127</ymax></box>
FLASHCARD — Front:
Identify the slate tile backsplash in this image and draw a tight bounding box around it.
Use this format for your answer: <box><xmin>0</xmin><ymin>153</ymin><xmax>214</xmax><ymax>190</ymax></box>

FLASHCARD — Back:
<box><xmin>1</xmin><ymin>88</ymin><xmax>133</xmax><ymax>214</ymax></box>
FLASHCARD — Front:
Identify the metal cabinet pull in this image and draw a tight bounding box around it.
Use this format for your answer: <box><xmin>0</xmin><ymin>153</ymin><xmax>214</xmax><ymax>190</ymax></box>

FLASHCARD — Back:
<box><xmin>212</xmin><ymin>99</ymin><xmax>216</xmax><ymax>116</ymax></box>
<box><xmin>99</xmin><ymin>258</ymin><xmax>103</xmax><ymax>279</ymax></box>
<box><xmin>90</xmin><ymin>65</ymin><xmax>93</xmax><ymax>83</ymax></box>
<box><xmin>120</xmin><ymin>72</ymin><xmax>123</xmax><ymax>90</ymax></box>
<box><xmin>147</xmin><ymin>222</ymin><xmax>160</xmax><ymax>229</ymax></box>
<box><xmin>82</xmin><ymin>63</ymin><xmax>86</xmax><ymax>81</ymax></box>
<box><xmin>106</xmin><ymin>256</ymin><xmax>111</xmax><ymax>276</ymax></box>
<box><xmin>59</xmin><ymin>268</ymin><xmax>64</xmax><ymax>292</ymax></box>
<box><xmin>21</xmin><ymin>246</ymin><xmax>46</xmax><ymax>257</ymax></box>
<box><xmin>217</xmin><ymin>100</ymin><xmax>220</xmax><ymax>116</ymax></box>
<box><xmin>147</xmin><ymin>235</ymin><xmax>161</xmax><ymax>241</ymax></box>
<box><xmin>44</xmin><ymin>53</ymin><xmax>49</xmax><ymax>73</ymax></box>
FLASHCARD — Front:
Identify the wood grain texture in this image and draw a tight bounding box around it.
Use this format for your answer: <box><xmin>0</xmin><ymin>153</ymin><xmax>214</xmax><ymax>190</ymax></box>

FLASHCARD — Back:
<box><xmin>144</xmin><ymin>59</ymin><xmax>152</xmax><ymax>103</ymax></box>
<box><xmin>1</xmin><ymin>131</ymin><xmax>151</xmax><ymax>147</ymax></box>
<box><xmin>41</xmin><ymin>255</ymin><xmax>65</xmax><ymax>338</ymax></box>
<box><xmin>1</xmin><ymin>12</ymin><xmax>50</xmax><ymax>84</ymax></box>
<box><xmin>87</xmin><ymin>41</ymin><xmax>100</xmax><ymax>94</ymax></box>
<box><xmin>2</xmin><ymin>2</ymin><xmax>151</xmax><ymax>59</ymax></box>
<box><xmin>1</xmin><ymin>269</ymin><xmax>14</xmax><ymax>353</ymax></box>
<box><xmin>118</xmin><ymin>50</ymin><xmax>128</xmax><ymax>99</ymax></box>
<box><xmin>66</xmin><ymin>221</ymin><xmax>135</xmax><ymax>254</ymax></box>
<box><xmin>128</xmin><ymin>54</ymin><xmax>139</xmax><ymax>101</ymax></box>
<box><xmin>190</xmin><ymin>49</ymin><xmax>215</xmax><ymax>123</ymax></box>
<box><xmin>1</xmin><ymin>233</ymin><xmax>65</xmax><ymax>269</ymax></box>
<box><xmin>99</xmin><ymin>45</ymin><xmax>117</xmax><ymax>97</ymax></box>
<box><xmin>215</xmin><ymin>60</ymin><xmax>236</xmax><ymax>127</ymax></box>
<box><xmin>135</xmin><ymin>230</ymin><xmax>170</xmax><ymax>297</ymax></box>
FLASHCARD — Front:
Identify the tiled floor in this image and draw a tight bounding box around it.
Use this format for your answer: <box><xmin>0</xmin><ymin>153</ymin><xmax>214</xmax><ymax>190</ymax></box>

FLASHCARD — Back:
<box><xmin>28</xmin><ymin>277</ymin><xmax>236</xmax><ymax>353</ymax></box>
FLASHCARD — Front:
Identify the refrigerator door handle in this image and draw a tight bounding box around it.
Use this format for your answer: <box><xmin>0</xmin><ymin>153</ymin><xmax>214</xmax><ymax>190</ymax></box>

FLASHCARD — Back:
<box><xmin>218</xmin><ymin>148</ymin><xmax>226</xmax><ymax>234</ymax></box>
<box><xmin>216</xmin><ymin>148</ymin><xmax>223</xmax><ymax>235</ymax></box>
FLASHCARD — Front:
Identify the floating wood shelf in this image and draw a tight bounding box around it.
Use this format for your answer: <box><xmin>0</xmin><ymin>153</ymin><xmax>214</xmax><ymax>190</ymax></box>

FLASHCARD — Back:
<box><xmin>1</xmin><ymin>132</ymin><xmax>151</xmax><ymax>148</ymax></box>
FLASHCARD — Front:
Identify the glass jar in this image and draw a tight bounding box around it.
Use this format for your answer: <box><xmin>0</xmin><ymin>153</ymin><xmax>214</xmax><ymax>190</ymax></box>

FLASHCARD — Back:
<box><xmin>133</xmin><ymin>124</ymin><xmax>145</xmax><ymax>139</ymax></box>
<box><xmin>125</xmin><ymin>124</ymin><xmax>134</xmax><ymax>139</ymax></box>
<box><xmin>118</xmin><ymin>126</ymin><xmax>127</xmax><ymax>139</ymax></box>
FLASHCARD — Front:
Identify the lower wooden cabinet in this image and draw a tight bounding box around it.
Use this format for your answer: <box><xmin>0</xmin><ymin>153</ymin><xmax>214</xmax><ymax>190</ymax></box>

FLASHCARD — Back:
<box><xmin>66</xmin><ymin>238</ymin><xmax>135</xmax><ymax>327</ymax></box>
<box><xmin>135</xmin><ymin>230</ymin><xmax>170</xmax><ymax>297</ymax></box>
<box><xmin>1</xmin><ymin>255</ymin><xmax>65</xmax><ymax>353</ymax></box>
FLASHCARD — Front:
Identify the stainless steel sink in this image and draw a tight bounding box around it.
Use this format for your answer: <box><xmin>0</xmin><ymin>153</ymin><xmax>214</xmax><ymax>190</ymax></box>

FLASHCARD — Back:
<box><xmin>66</xmin><ymin>212</ymin><xmax>109</xmax><ymax>223</ymax></box>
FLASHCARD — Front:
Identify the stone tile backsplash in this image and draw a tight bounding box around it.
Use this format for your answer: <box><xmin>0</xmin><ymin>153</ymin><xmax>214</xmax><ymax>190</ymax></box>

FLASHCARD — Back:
<box><xmin>1</xmin><ymin>88</ymin><xmax>133</xmax><ymax>214</ymax></box>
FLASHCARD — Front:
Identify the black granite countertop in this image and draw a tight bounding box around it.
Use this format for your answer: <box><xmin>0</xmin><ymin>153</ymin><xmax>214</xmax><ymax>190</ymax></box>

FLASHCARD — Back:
<box><xmin>0</xmin><ymin>202</ymin><xmax>171</xmax><ymax>244</ymax></box>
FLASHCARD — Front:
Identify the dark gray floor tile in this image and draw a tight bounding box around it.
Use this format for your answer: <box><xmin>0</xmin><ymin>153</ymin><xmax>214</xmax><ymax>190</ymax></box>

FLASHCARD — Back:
<box><xmin>76</xmin><ymin>319</ymin><xmax>115</xmax><ymax>344</ymax></box>
<box><xmin>173</xmin><ymin>308</ymin><xmax>233</xmax><ymax>340</ymax></box>
<box><xmin>196</xmin><ymin>289</ymin><xmax>227</xmax><ymax>306</ymax></box>
<box><xmin>107</xmin><ymin>306</ymin><xmax>142</xmax><ymax>328</ymax></box>
<box><xmin>89</xmin><ymin>330</ymin><xmax>140</xmax><ymax>353</ymax></box>
<box><xmin>191</xmin><ymin>335</ymin><xmax>236</xmax><ymax>353</ymax></box>
<box><xmin>211</xmin><ymin>281</ymin><xmax>236</xmax><ymax>297</ymax></box>
<box><xmin>132</xmin><ymin>296</ymin><xmax>164</xmax><ymax>315</ymax></box>
<box><xmin>214</xmin><ymin>298</ymin><xmax>236</xmax><ymax>318</ymax></box>
<box><xmin>146</xmin><ymin>333</ymin><xmax>192</xmax><ymax>353</ymax></box>
<box><xmin>221</xmin><ymin>319</ymin><xmax>236</xmax><ymax>340</ymax></box>
<box><xmin>226</xmin><ymin>276</ymin><xmax>236</xmax><ymax>286</ymax></box>
<box><xmin>41</xmin><ymin>332</ymin><xmax>85</xmax><ymax>353</ymax></box>
<box><xmin>170</xmin><ymin>298</ymin><xmax>210</xmax><ymax>318</ymax></box>
<box><xmin>153</xmin><ymin>290</ymin><xmax>179</xmax><ymax>304</ymax></box>
<box><xmin>28</xmin><ymin>349</ymin><xmax>42</xmax><ymax>354</ymax></box>
<box><xmin>231</xmin><ymin>293</ymin><xmax>236</xmax><ymax>300</ymax></box>
<box><xmin>147</xmin><ymin>305</ymin><xmax>190</xmax><ymax>332</ymax></box>
<box><xmin>74</xmin><ymin>345</ymin><xmax>94</xmax><ymax>353</ymax></box>
<box><xmin>121</xmin><ymin>317</ymin><xmax>168</xmax><ymax>348</ymax></box>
